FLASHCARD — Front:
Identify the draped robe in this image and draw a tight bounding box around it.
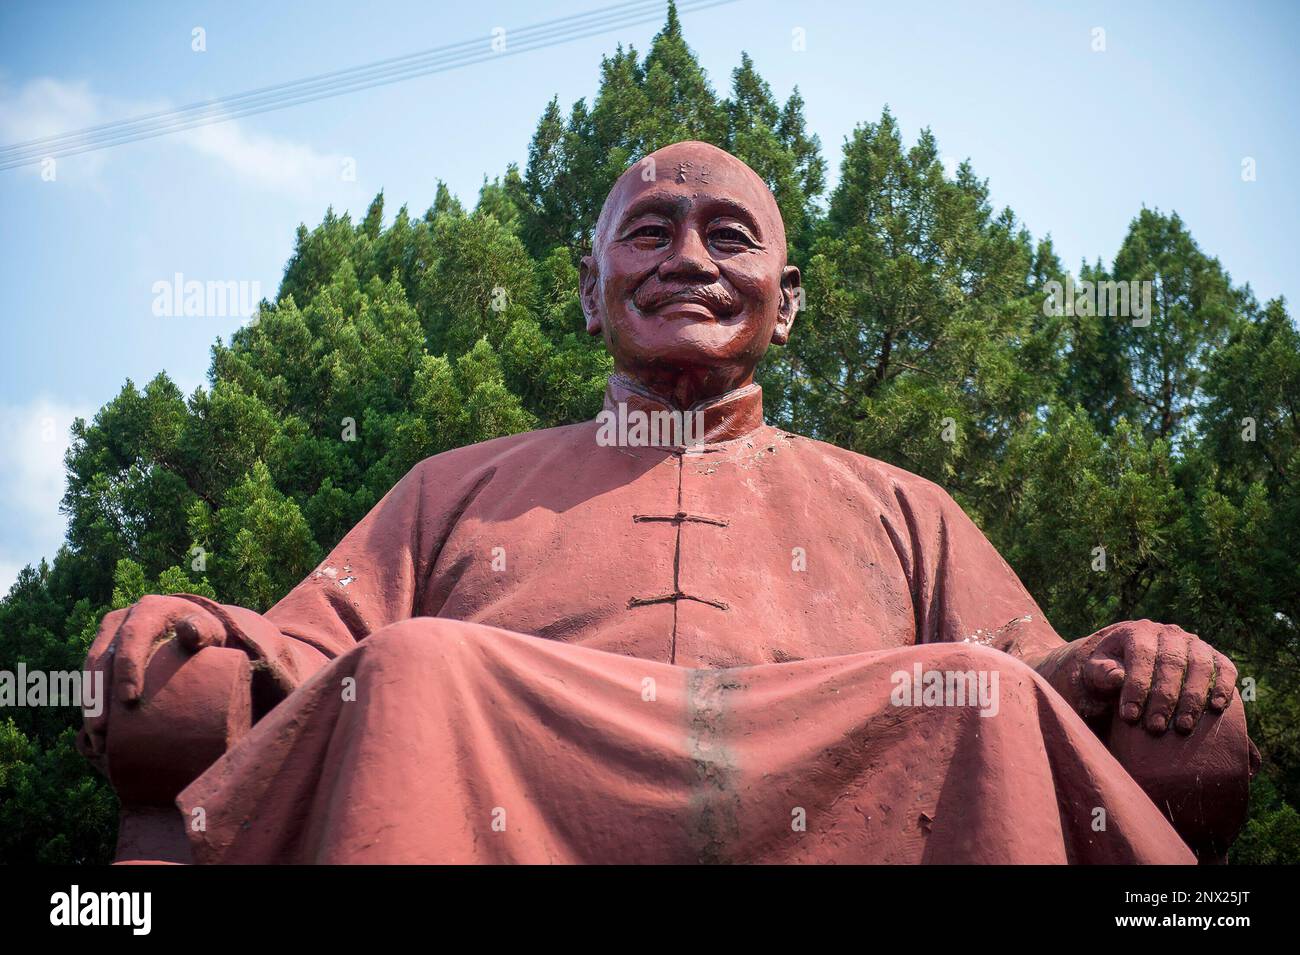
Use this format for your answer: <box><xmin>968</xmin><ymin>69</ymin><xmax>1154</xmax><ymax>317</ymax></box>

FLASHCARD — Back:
<box><xmin>176</xmin><ymin>377</ymin><xmax>1196</xmax><ymax>863</ymax></box>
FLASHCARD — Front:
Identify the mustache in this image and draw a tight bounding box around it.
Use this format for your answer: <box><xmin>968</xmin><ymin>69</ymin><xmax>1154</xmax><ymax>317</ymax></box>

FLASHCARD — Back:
<box><xmin>634</xmin><ymin>282</ymin><xmax>739</xmax><ymax>317</ymax></box>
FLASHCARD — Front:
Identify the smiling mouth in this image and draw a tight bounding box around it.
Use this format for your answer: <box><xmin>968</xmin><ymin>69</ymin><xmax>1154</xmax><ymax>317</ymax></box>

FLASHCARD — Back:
<box><xmin>640</xmin><ymin>288</ymin><xmax>737</xmax><ymax>320</ymax></box>
<box><xmin>649</xmin><ymin>300</ymin><xmax>721</xmax><ymax>319</ymax></box>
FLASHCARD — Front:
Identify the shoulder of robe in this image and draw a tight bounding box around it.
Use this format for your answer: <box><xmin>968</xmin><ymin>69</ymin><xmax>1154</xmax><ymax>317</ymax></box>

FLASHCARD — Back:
<box><xmin>779</xmin><ymin>430</ymin><xmax>964</xmax><ymax>517</ymax></box>
<box><xmin>403</xmin><ymin>420</ymin><xmax>600</xmax><ymax>487</ymax></box>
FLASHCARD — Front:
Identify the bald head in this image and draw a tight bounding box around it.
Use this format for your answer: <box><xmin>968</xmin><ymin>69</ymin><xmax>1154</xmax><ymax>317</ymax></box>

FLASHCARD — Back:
<box><xmin>593</xmin><ymin>141</ymin><xmax>787</xmax><ymax>261</ymax></box>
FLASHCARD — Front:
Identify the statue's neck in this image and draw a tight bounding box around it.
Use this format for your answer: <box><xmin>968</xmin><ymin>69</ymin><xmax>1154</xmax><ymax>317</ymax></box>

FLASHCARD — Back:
<box><xmin>610</xmin><ymin>361</ymin><xmax>761</xmax><ymax>411</ymax></box>
<box><xmin>603</xmin><ymin>373</ymin><xmax>765</xmax><ymax>444</ymax></box>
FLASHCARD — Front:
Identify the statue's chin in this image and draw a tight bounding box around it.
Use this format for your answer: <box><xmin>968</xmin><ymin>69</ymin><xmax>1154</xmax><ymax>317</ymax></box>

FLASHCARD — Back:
<box><xmin>612</xmin><ymin>309</ymin><xmax>764</xmax><ymax>368</ymax></box>
<box><xmin>629</xmin><ymin>343</ymin><xmax>755</xmax><ymax>381</ymax></box>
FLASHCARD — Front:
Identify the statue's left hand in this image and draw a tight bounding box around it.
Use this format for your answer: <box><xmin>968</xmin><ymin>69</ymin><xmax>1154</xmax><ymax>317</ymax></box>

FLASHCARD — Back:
<box><xmin>1036</xmin><ymin>620</ymin><xmax>1238</xmax><ymax>735</ymax></box>
<box><xmin>78</xmin><ymin>595</ymin><xmax>231</xmax><ymax>768</ymax></box>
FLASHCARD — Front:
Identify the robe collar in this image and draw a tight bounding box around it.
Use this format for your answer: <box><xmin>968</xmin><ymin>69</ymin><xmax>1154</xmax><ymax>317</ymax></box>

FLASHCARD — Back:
<box><xmin>602</xmin><ymin>373</ymin><xmax>766</xmax><ymax>445</ymax></box>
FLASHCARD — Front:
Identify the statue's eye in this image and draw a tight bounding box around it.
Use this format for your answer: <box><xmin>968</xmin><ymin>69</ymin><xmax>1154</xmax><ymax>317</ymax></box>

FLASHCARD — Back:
<box><xmin>628</xmin><ymin>225</ymin><xmax>671</xmax><ymax>247</ymax></box>
<box><xmin>710</xmin><ymin>227</ymin><xmax>753</xmax><ymax>250</ymax></box>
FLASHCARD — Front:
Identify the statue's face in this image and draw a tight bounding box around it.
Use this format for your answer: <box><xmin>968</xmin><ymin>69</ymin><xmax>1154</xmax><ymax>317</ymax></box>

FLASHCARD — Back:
<box><xmin>581</xmin><ymin>141</ymin><xmax>800</xmax><ymax>402</ymax></box>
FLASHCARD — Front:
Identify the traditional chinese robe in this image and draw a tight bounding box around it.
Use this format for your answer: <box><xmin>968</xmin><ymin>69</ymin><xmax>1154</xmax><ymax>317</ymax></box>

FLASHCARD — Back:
<box><xmin>177</xmin><ymin>377</ymin><xmax>1197</xmax><ymax>863</ymax></box>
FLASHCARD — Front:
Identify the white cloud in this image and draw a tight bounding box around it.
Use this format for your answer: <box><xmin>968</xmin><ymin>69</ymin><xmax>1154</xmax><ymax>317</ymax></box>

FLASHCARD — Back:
<box><xmin>0</xmin><ymin>77</ymin><xmax>344</xmax><ymax>193</ymax></box>
<box><xmin>0</xmin><ymin>76</ymin><xmax>117</xmax><ymax>178</ymax></box>
<box><xmin>0</xmin><ymin>77</ymin><xmax>102</xmax><ymax>141</ymax></box>
<box><xmin>0</xmin><ymin>398</ymin><xmax>89</xmax><ymax>595</ymax></box>
<box><xmin>179</xmin><ymin>117</ymin><xmax>346</xmax><ymax>197</ymax></box>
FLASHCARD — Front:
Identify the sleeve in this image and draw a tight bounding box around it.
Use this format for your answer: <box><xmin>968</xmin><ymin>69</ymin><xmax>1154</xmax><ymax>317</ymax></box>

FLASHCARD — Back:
<box><xmin>176</xmin><ymin>455</ymin><xmax>448</xmax><ymax>702</ymax></box>
<box><xmin>881</xmin><ymin>475</ymin><xmax>1067</xmax><ymax>665</ymax></box>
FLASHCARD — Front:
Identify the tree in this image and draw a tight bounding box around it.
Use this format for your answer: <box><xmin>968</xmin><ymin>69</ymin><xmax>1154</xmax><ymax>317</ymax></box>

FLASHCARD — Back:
<box><xmin>1060</xmin><ymin>209</ymin><xmax>1240</xmax><ymax>442</ymax></box>
<box><xmin>776</xmin><ymin>108</ymin><xmax>1055</xmax><ymax>497</ymax></box>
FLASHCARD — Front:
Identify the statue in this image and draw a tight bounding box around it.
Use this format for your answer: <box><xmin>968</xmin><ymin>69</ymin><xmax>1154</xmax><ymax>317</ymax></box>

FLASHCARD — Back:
<box><xmin>80</xmin><ymin>141</ymin><xmax>1257</xmax><ymax>864</ymax></box>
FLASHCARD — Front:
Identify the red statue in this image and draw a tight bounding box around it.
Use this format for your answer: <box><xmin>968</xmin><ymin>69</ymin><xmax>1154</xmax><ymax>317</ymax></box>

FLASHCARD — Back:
<box><xmin>80</xmin><ymin>141</ymin><xmax>1256</xmax><ymax>864</ymax></box>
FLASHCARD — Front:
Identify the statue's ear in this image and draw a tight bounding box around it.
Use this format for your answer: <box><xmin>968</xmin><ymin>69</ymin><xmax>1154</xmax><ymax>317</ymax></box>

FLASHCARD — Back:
<box><xmin>772</xmin><ymin>264</ymin><xmax>801</xmax><ymax>346</ymax></box>
<box><xmin>579</xmin><ymin>256</ymin><xmax>602</xmax><ymax>335</ymax></box>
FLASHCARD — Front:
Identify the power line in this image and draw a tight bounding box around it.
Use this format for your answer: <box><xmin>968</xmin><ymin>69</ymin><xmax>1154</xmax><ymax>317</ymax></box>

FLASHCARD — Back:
<box><xmin>1</xmin><ymin>0</ymin><xmax>736</xmax><ymax>171</ymax></box>
<box><xmin>1</xmin><ymin>0</ymin><xmax>674</xmax><ymax>160</ymax></box>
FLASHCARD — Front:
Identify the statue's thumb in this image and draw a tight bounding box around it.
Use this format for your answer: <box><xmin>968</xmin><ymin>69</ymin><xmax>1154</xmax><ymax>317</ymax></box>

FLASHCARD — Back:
<box><xmin>175</xmin><ymin>614</ymin><xmax>223</xmax><ymax>653</ymax></box>
<box><xmin>1083</xmin><ymin>656</ymin><xmax>1126</xmax><ymax>695</ymax></box>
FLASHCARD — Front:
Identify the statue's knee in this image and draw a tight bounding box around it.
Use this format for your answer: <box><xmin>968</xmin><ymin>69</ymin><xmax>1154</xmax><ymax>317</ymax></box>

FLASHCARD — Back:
<box><xmin>362</xmin><ymin>617</ymin><xmax>492</xmax><ymax>664</ymax></box>
<box><xmin>892</xmin><ymin>642</ymin><xmax>1038</xmax><ymax>719</ymax></box>
<box><xmin>914</xmin><ymin>641</ymin><xmax>1029</xmax><ymax>677</ymax></box>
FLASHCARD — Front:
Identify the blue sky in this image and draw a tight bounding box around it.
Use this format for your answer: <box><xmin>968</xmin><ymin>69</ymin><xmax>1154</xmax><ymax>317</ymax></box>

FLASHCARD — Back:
<box><xmin>1</xmin><ymin>0</ymin><xmax>1297</xmax><ymax>592</ymax></box>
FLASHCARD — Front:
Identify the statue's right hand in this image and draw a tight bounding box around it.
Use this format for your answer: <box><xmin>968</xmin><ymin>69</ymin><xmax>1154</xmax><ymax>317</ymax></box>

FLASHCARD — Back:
<box><xmin>78</xmin><ymin>595</ymin><xmax>227</xmax><ymax>763</ymax></box>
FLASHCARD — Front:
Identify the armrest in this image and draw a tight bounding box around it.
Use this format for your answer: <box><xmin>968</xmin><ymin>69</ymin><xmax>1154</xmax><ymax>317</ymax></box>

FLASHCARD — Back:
<box><xmin>107</xmin><ymin>642</ymin><xmax>252</xmax><ymax>863</ymax></box>
<box><xmin>1105</xmin><ymin>698</ymin><xmax>1259</xmax><ymax>863</ymax></box>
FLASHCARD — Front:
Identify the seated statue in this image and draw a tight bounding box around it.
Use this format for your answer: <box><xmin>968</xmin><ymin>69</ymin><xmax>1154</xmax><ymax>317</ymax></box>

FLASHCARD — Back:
<box><xmin>79</xmin><ymin>141</ymin><xmax>1257</xmax><ymax>865</ymax></box>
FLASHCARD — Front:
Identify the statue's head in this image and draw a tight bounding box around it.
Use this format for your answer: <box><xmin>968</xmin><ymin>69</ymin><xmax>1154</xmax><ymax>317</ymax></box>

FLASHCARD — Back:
<box><xmin>581</xmin><ymin>140</ymin><xmax>801</xmax><ymax>407</ymax></box>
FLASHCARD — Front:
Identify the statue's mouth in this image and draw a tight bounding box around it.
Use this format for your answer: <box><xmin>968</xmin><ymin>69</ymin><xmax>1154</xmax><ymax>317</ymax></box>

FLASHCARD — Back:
<box><xmin>636</xmin><ymin>285</ymin><xmax>738</xmax><ymax>320</ymax></box>
<box><xmin>654</xmin><ymin>300</ymin><xmax>719</xmax><ymax>320</ymax></box>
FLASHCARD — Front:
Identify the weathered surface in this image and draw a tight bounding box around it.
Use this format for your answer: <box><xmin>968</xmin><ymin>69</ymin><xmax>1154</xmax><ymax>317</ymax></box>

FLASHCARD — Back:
<box><xmin>179</xmin><ymin>620</ymin><xmax>1197</xmax><ymax>864</ymax></box>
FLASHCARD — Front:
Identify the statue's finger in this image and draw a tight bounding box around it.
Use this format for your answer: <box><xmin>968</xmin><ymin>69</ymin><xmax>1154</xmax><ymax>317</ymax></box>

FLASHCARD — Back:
<box><xmin>80</xmin><ymin>608</ymin><xmax>128</xmax><ymax>755</ymax></box>
<box><xmin>1209</xmin><ymin>654</ymin><xmax>1239</xmax><ymax>712</ymax></box>
<box><xmin>112</xmin><ymin>596</ymin><xmax>177</xmax><ymax>703</ymax></box>
<box><xmin>1118</xmin><ymin>631</ymin><xmax>1157</xmax><ymax>723</ymax></box>
<box><xmin>174</xmin><ymin>612</ymin><xmax>223</xmax><ymax>653</ymax></box>
<box><xmin>1174</xmin><ymin>641</ymin><xmax>1215</xmax><ymax>733</ymax></box>
<box><xmin>1083</xmin><ymin>656</ymin><xmax>1125</xmax><ymax>694</ymax></box>
<box><xmin>1143</xmin><ymin>628</ymin><xmax>1189</xmax><ymax>733</ymax></box>
<box><xmin>85</xmin><ymin>606</ymin><xmax>129</xmax><ymax>672</ymax></box>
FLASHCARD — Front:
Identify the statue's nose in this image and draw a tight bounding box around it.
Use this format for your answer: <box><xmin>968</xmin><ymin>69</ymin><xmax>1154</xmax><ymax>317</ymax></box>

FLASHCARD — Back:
<box><xmin>659</xmin><ymin>228</ymin><xmax>718</xmax><ymax>282</ymax></box>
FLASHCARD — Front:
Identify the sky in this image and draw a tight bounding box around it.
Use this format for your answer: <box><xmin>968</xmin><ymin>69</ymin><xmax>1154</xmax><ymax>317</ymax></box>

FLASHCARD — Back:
<box><xmin>1</xmin><ymin>0</ymin><xmax>1297</xmax><ymax>593</ymax></box>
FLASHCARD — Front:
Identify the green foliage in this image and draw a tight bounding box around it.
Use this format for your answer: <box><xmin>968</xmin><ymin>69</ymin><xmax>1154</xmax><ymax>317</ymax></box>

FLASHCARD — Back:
<box><xmin>1060</xmin><ymin>209</ymin><xmax>1241</xmax><ymax>440</ymax></box>
<box><xmin>1</xmin><ymin>3</ymin><xmax>1294</xmax><ymax>863</ymax></box>
<box><xmin>1231</xmin><ymin>774</ymin><xmax>1300</xmax><ymax>864</ymax></box>
<box><xmin>775</xmin><ymin>109</ymin><xmax>1053</xmax><ymax>493</ymax></box>
<box><xmin>0</xmin><ymin>721</ymin><xmax>116</xmax><ymax>864</ymax></box>
<box><xmin>995</xmin><ymin>407</ymin><xmax>1182</xmax><ymax>635</ymax></box>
